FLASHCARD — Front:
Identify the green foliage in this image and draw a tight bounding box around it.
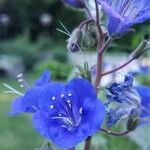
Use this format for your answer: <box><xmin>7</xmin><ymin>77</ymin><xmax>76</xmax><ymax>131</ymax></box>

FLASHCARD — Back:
<box><xmin>35</xmin><ymin>60</ymin><xmax>73</xmax><ymax>81</ymax></box>
<box><xmin>136</xmin><ymin>75</ymin><xmax>150</xmax><ymax>86</ymax></box>
<box><xmin>0</xmin><ymin>94</ymin><xmax>44</xmax><ymax>150</ymax></box>
<box><xmin>0</xmin><ymin>34</ymin><xmax>52</xmax><ymax>70</ymax></box>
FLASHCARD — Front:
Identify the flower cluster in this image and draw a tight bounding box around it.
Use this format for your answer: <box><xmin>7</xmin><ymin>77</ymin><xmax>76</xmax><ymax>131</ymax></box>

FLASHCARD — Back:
<box><xmin>8</xmin><ymin>0</ymin><xmax>150</xmax><ymax>149</ymax></box>
<box><xmin>105</xmin><ymin>74</ymin><xmax>150</xmax><ymax>127</ymax></box>
<box><xmin>10</xmin><ymin>70</ymin><xmax>105</xmax><ymax>149</ymax></box>
<box><xmin>97</xmin><ymin>0</ymin><xmax>150</xmax><ymax>37</ymax></box>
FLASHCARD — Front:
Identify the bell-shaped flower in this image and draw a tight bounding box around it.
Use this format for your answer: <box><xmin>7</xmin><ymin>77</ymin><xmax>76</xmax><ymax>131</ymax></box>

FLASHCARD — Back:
<box><xmin>97</xmin><ymin>0</ymin><xmax>150</xmax><ymax>37</ymax></box>
<box><xmin>32</xmin><ymin>78</ymin><xmax>105</xmax><ymax>149</ymax></box>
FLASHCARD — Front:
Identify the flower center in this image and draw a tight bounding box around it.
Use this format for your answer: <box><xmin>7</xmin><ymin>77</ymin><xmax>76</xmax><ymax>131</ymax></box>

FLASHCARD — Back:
<box><xmin>50</xmin><ymin>92</ymin><xmax>82</xmax><ymax>131</ymax></box>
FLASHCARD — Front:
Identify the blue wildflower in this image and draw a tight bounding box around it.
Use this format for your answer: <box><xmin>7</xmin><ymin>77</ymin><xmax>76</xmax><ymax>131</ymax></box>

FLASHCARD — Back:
<box><xmin>62</xmin><ymin>0</ymin><xmax>86</xmax><ymax>9</ymax></box>
<box><xmin>32</xmin><ymin>78</ymin><xmax>105</xmax><ymax>149</ymax></box>
<box><xmin>97</xmin><ymin>0</ymin><xmax>150</xmax><ymax>37</ymax></box>
<box><xmin>10</xmin><ymin>70</ymin><xmax>50</xmax><ymax>115</ymax></box>
<box><xmin>105</xmin><ymin>74</ymin><xmax>141</xmax><ymax>127</ymax></box>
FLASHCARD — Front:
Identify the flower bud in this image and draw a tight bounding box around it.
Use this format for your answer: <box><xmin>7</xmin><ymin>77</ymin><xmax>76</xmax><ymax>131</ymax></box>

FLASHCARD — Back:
<box><xmin>67</xmin><ymin>28</ymin><xmax>82</xmax><ymax>52</ymax></box>
<box><xmin>62</xmin><ymin>0</ymin><xmax>86</xmax><ymax>9</ymax></box>
<box><xmin>81</xmin><ymin>22</ymin><xmax>98</xmax><ymax>48</ymax></box>
<box><xmin>127</xmin><ymin>113</ymin><xmax>140</xmax><ymax>131</ymax></box>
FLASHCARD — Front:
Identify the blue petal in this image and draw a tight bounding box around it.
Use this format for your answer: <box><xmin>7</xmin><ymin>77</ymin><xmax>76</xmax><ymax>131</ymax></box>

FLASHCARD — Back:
<box><xmin>10</xmin><ymin>96</ymin><xmax>23</xmax><ymax>115</ymax></box>
<box><xmin>81</xmin><ymin>98</ymin><xmax>105</xmax><ymax>134</ymax></box>
<box><xmin>66</xmin><ymin>78</ymin><xmax>97</xmax><ymax>105</ymax></box>
<box><xmin>22</xmin><ymin>87</ymin><xmax>42</xmax><ymax>113</ymax></box>
<box><xmin>136</xmin><ymin>86</ymin><xmax>150</xmax><ymax>117</ymax></box>
<box><xmin>35</xmin><ymin>70</ymin><xmax>50</xmax><ymax>86</ymax></box>
<box><xmin>32</xmin><ymin>109</ymin><xmax>100</xmax><ymax>149</ymax></box>
<box><xmin>32</xmin><ymin>110</ymin><xmax>60</xmax><ymax>140</ymax></box>
<box><xmin>38</xmin><ymin>82</ymin><xmax>65</xmax><ymax>111</ymax></box>
<box><xmin>107</xmin><ymin>107</ymin><xmax>124</xmax><ymax>127</ymax></box>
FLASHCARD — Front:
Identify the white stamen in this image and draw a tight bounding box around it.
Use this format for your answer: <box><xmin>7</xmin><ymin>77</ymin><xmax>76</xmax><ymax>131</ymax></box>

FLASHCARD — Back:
<box><xmin>67</xmin><ymin>100</ymin><xmax>71</xmax><ymax>103</ymax></box>
<box><xmin>50</xmin><ymin>105</ymin><xmax>54</xmax><ymax>109</ymax></box>
<box><xmin>69</xmin><ymin>103</ymin><xmax>71</xmax><ymax>107</ymax></box>
<box><xmin>3</xmin><ymin>83</ymin><xmax>23</xmax><ymax>96</ymax></box>
<box><xmin>61</xmin><ymin>94</ymin><xmax>64</xmax><ymax>98</ymax></box>
<box><xmin>59</xmin><ymin>113</ymin><xmax>62</xmax><ymax>117</ymax></box>
<box><xmin>52</xmin><ymin>96</ymin><xmax>56</xmax><ymax>100</ymax></box>
<box><xmin>79</xmin><ymin>107</ymin><xmax>83</xmax><ymax>114</ymax></box>
<box><xmin>68</xmin><ymin>93</ymin><xmax>72</xmax><ymax>97</ymax></box>
<box><xmin>17</xmin><ymin>74</ymin><xmax>23</xmax><ymax>78</ymax></box>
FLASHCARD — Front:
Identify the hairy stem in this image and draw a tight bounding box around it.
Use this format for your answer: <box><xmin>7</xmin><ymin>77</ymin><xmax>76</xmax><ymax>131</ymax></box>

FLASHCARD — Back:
<box><xmin>78</xmin><ymin>19</ymin><xmax>95</xmax><ymax>29</ymax></box>
<box><xmin>102</xmin><ymin>57</ymin><xmax>135</xmax><ymax>76</ymax></box>
<box><xmin>94</xmin><ymin>37</ymin><xmax>113</xmax><ymax>93</ymax></box>
<box><xmin>84</xmin><ymin>0</ymin><xmax>112</xmax><ymax>150</ymax></box>
<box><xmin>100</xmin><ymin>128</ymin><xmax>130</xmax><ymax>136</ymax></box>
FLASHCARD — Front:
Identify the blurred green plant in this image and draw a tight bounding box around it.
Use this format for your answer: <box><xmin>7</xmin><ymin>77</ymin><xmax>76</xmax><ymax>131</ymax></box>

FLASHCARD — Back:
<box><xmin>35</xmin><ymin>60</ymin><xmax>73</xmax><ymax>80</ymax></box>
<box><xmin>0</xmin><ymin>33</ymin><xmax>53</xmax><ymax>70</ymax></box>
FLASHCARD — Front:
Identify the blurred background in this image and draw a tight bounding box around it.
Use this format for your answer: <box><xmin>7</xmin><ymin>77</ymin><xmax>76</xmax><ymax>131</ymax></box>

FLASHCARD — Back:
<box><xmin>0</xmin><ymin>0</ymin><xmax>150</xmax><ymax>150</ymax></box>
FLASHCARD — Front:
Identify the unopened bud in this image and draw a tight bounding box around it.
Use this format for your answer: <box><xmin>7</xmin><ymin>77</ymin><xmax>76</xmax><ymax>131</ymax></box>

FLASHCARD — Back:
<box><xmin>130</xmin><ymin>40</ymin><xmax>148</xmax><ymax>59</ymax></box>
<box><xmin>127</xmin><ymin>115</ymin><xmax>140</xmax><ymax>131</ymax></box>
<box><xmin>67</xmin><ymin>28</ymin><xmax>82</xmax><ymax>52</ymax></box>
<box><xmin>81</xmin><ymin>22</ymin><xmax>98</xmax><ymax>48</ymax></box>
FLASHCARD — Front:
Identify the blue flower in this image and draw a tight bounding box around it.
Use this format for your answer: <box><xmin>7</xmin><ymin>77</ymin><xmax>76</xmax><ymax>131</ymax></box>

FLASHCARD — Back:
<box><xmin>10</xmin><ymin>70</ymin><xmax>50</xmax><ymax>115</ymax></box>
<box><xmin>136</xmin><ymin>86</ymin><xmax>150</xmax><ymax>121</ymax></box>
<box><xmin>62</xmin><ymin>0</ymin><xmax>85</xmax><ymax>8</ymax></box>
<box><xmin>32</xmin><ymin>78</ymin><xmax>105</xmax><ymax>149</ymax></box>
<box><xmin>105</xmin><ymin>74</ymin><xmax>141</xmax><ymax>127</ymax></box>
<box><xmin>97</xmin><ymin>0</ymin><xmax>150</xmax><ymax>37</ymax></box>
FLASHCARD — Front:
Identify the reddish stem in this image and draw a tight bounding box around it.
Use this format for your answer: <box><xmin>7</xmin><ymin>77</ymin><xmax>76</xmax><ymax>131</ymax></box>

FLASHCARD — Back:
<box><xmin>94</xmin><ymin>38</ymin><xmax>113</xmax><ymax>93</ymax></box>
<box><xmin>100</xmin><ymin>128</ymin><xmax>130</xmax><ymax>136</ymax></box>
<box><xmin>102</xmin><ymin>58</ymin><xmax>135</xmax><ymax>76</ymax></box>
<box><xmin>84</xmin><ymin>1</ymin><xmax>111</xmax><ymax>150</ymax></box>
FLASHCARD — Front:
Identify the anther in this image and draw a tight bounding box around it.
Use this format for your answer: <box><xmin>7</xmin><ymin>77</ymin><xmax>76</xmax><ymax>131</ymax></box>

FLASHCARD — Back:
<box><xmin>79</xmin><ymin>107</ymin><xmax>83</xmax><ymax>114</ymax></box>
<box><xmin>68</xmin><ymin>93</ymin><xmax>72</xmax><ymax>97</ymax></box>
<box><xmin>52</xmin><ymin>96</ymin><xmax>56</xmax><ymax>100</ymax></box>
<box><xmin>61</xmin><ymin>94</ymin><xmax>64</xmax><ymax>98</ymax></box>
<box><xmin>58</xmin><ymin>113</ymin><xmax>62</xmax><ymax>117</ymax></box>
<box><xmin>67</xmin><ymin>100</ymin><xmax>71</xmax><ymax>103</ymax></box>
<box><xmin>50</xmin><ymin>105</ymin><xmax>54</xmax><ymax>109</ymax></box>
